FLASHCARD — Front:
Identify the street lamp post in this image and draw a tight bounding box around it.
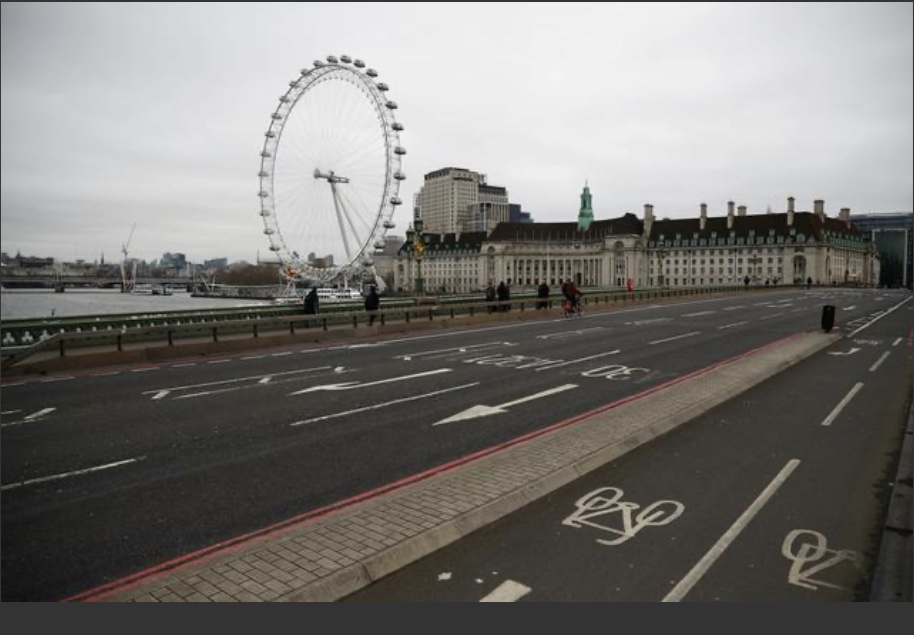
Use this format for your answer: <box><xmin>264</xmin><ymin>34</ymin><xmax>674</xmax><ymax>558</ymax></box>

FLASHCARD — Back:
<box><xmin>405</xmin><ymin>220</ymin><xmax>426</xmax><ymax>296</ymax></box>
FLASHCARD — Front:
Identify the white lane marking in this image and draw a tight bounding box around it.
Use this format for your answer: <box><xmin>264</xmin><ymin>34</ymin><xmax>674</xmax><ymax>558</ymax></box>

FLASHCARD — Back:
<box><xmin>207</xmin><ymin>359</ymin><xmax>231</xmax><ymax>365</ymax></box>
<box><xmin>821</xmin><ymin>383</ymin><xmax>864</xmax><ymax>427</ymax></box>
<box><xmin>259</xmin><ymin>377</ymin><xmax>272</xmax><ymax>384</ymax></box>
<box><xmin>480</xmin><ymin>580</ymin><xmax>532</xmax><ymax>602</ymax></box>
<box><xmin>682</xmin><ymin>311</ymin><xmax>715</xmax><ymax>317</ymax></box>
<box><xmin>848</xmin><ymin>296</ymin><xmax>912</xmax><ymax>338</ymax></box>
<box><xmin>24</xmin><ymin>407</ymin><xmax>55</xmax><ymax>420</ymax></box>
<box><xmin>2</xmin><ymin>409</ymin><xmax>22</xmax><ymax>415</ymax></box>
<box><xmin>722</xmin><ymin>305</ymin><xmax>747</xmax><ymax>311</ymax></box>
<box><xmin>130</xmin><ymin>367</ymin><xmax>160</xmax><ymax>373</ymax></box>
<box><xmin>892</xmin><ymin>337</ymin><xmax>903</xmax><ymax>347</ymax></box>
<box><xmin>152</xmin><ymin>391</ymin><xmax>170</xmax><ymax>400</ymax></box>
<box><xmin>537</xmin><ymin>327</ymin><xmax>604</xmax><ymax>340</ymax></box>
<box><xmin>828</xmin><ymin>347</ymin><xmax>860</xmax><ymax>356</ymax></box>
<box><xmin>1</xmin><ymin>456</ymin><xmax>145</xmax><ymax>492</ymax></box>
<box><xmin>534</xmin><ymin>350</ymin><xmax>620</xmax><ymax>371</ymax></box>
<box><xmin>90</xmin><ymin>371</ymin><xmax>120</xmax><ymax>377</ymax></box>
<box><xmin>663</xmin><ymin>459</ymin><xmax>800</xmax><ymax>602</ymax></box>
<box><xmin>2</xmin><ymin>407</ymin><xmax>58</xmax><ymax>428</ymax></box>
<box><xmin>40</xmin><ymin>376</ymin><xmax>75</xmax><ymax>382</ymax></box>
<box><xmin>290</xmin><ymin>382</ymin><xmax>479</xmax><ymax>426</ymax></box>
<box><xmin>869</xmin><ymin>352</ymin><xmax>890</xmax><ymax>372</ymax></box>
<box><xmin>142</xmin><ymin>366</ymin><xmax>333</xmax><ymax>397</ymax></box>
<box><xmin>290</xmin><ymin>368</ymin><xmax>452</xmax><ymax>395</ymax></box>
<box><xmin>648</xmin><ymin>332</ymin><xmax>700</xmax><ymax>346</ymax></box>
<box><xmin>845</xmin><ymin>306</ymin><xmax>856</xmax><ymax>311</ymax></box>
<box><xmin>718</xmin><ymin>321</ymin><xmax>748</xmax><ymax>330</ymax></box>
<box><xmin>434</xmin><ymin>384</ymin><xmax>578</xmax><ymax>426</ymax></box>
<box><xmin>395</xmin><ymin>341</ymin><xmax>514</xmax><ymax>360</ymax></box>
<box><xmin>241</xmin><ymin>355</ymin><xmax>266</xmax><ymax>360</ymax></box>
<box><xmin>759</xmin><ymin>312</ymin><xmax>785</xmax><ymax>320</ymax></box>
<box><xmin>271</xmin><ymin>351</ymin><xmax>292</xmax><ymax>357</ymax></box>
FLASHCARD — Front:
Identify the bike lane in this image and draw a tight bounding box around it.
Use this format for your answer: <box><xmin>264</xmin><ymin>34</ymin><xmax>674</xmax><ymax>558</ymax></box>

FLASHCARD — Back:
<box><xmin>342</xmin><ymin>297</ymin><xmax>913</xmax><ymax>601</ymax></box>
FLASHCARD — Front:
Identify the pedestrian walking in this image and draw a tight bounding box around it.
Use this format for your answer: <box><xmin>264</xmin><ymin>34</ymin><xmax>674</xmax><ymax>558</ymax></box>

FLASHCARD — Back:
<box><xmin>364</xmin><ymin>285</ymin><xmax>380</xmax><ymax>325</ymax></box>
<box><xmin>303</xmin><ymin>286</ymin><xmax>319</xmax><ymax>315</ymax></box>
<box><xmin>537</xmin><ymin>281</ymin><xmax>549</xmax><ymax>309</ymax></box>
<box><xmin>496</xmin><ymin>281</ymin><xmax>510</xmax><ymax>312</ymax></box>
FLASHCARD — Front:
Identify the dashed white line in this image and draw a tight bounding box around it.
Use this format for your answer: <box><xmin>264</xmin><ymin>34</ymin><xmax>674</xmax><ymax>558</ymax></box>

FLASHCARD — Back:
<box><xmin>90</xmin><ymin>371</ymin><xmax>120</xmax><ymax>377</ymax></box>
<box><xmin>40</xmin><ymin>376</ymin><xmax>74</xmax><ymax>383</ymax></box>
<box><xmin>649</xmin><ymin>332</ymin><xmax>700</xmax><ymax>345</ymax></box>
<box><xmin>663</xmin><ymin>459</ymin><xmax>800</xmax><ymax>602</ymax></box>
<box><xmin>893</xmin><ymin>337</ymin><xmax>903</xmax><ymax>347</ymax></box>
<box><xmin>1</xmin><ymin>456</ymin><xmax>145</xmax><ymax>492</ymax></box>
<box><xmin>241</xmin><ymin>355</ymin><xmax>266</xmax><ymax>360</ymax></box>
<box><xmin>290</xmin><ymin>382</ymin><xmax>479</xmax><ymax>426</ymax></box>
<box><xmin>718</xmin><ymin>321</ymin><xmax>748</xmax><ymax>330</ymax></box>
<box><xmin>271</xmin><ymin>352</ymin><xmax>292</xmax><ymax>357</ymax></box>
<box><xmin>172</xmin><ymin>362</ymin><xmax>197</xmax><ymax>368</ymax></box>
<box><xmin>206</xmin><ymin>359</ymin><xmax>232</xmax><ymax>365</ymax></box>
<box><xmin>131</xmin><ymin>367</ymin><xmax>160</xmax><ymax>373</ymax></box>
<box><xmin>24</xmin><ymin>407</ymin><xmax>55</xmax><ymax>420</ymax></box>
<box><xmin>821</xmin><ymin>383</ymin><xmax>864</xmax><ymax>426</ymax></box>
<box><xmin>682</xmin><ymin>311</ymin><xmax>715</xmax><ymax>317</ymax></box>
<box><xmin>759</xmin><ymin>312</ymin><xmax>784</xmax><ymax>320</ymax></box>
<box><xmin>869</xmin><ymin>352</ymin><xmax>890</xmax><ymax>373</ymax></box>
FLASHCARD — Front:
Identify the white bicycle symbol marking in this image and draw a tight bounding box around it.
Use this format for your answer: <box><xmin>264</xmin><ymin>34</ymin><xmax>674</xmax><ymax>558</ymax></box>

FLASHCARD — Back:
<box><xmin>562</xmin><ymin>486</ymin><xmax>684</xmax><ymax>546</ymax></box>
<box><xmin>782</xmin><ymin>529</ymin><xmax>861</xmax><ymax>591</ymax></box>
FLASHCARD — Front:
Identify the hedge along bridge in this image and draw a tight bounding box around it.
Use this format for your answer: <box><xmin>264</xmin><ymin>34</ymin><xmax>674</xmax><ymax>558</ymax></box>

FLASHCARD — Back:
<box><xmin>1</xmin><ymin>285</ymin><xmax>758</xmax><ymax>373</ymax></box>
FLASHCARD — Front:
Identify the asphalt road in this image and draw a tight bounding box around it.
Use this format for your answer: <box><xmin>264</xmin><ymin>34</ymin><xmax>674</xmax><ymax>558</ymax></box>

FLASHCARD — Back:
<box><xmin>2</xmin><ymin>288</ymin><xmax>910</xmax><ymax>600</ymax></box>
<box><xmin>343</xmin><ymin>296</ymin><xmax>914</xmax><ymax>601</ymax></box>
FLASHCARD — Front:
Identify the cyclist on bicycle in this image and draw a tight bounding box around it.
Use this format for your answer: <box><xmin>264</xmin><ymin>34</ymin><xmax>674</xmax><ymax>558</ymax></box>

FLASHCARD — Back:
<box><xmin>561</xmin><ymin>278</ymin><xmax>582</xmax><ymax>313</ymax></box>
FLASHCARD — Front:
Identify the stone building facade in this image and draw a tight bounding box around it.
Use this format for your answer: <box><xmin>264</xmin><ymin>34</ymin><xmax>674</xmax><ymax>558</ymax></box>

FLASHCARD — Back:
<box><xmin>393</xmin><ymin>190</ymin><xmax>880</xmax><ymax>295</ymax></box>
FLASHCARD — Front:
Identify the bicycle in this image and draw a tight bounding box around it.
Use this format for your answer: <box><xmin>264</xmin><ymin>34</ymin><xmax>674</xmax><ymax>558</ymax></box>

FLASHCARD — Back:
<box><xmin>561</xmin><ymin>296</ymin><xmax>583</xmax><ymax>318</ymax></box>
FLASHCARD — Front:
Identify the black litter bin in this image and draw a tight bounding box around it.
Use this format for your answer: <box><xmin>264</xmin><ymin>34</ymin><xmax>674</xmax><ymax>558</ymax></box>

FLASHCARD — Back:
<box><xmin>821</xmin><ymin>305</ymin><xmax>836</xmax><ymax>332</ymax></box>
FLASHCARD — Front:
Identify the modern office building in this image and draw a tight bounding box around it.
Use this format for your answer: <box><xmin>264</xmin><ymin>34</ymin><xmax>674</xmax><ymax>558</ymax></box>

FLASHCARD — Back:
<box><xmin>851</xmin><ymin>212</ymin><xmax>913</xmax><ymax>289</ymax></box>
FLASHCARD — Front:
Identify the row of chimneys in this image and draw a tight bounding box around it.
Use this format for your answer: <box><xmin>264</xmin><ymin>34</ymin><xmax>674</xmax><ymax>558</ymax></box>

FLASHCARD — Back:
<box><xmin>643</xmin><ymin>198</ymin><xmax>852</xmax><ymax>231</ymax></box>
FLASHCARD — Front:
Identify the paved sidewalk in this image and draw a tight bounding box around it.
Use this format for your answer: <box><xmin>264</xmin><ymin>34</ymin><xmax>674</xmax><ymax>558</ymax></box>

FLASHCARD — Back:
<box><xmin>73</xmin><ymin>331</ymin><xmax>840</xmax><ymax>602</ymax></box>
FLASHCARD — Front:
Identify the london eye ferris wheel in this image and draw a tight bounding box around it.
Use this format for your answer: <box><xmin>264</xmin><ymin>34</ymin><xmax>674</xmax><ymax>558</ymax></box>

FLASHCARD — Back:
<box><xmin>258</xmin><ymin>55</ymin><xmax>405</xmax><ymax>287</ymax></box>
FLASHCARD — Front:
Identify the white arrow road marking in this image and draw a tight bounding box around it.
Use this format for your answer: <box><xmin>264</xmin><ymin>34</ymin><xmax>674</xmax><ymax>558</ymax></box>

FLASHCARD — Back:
<box><xmin>1</xmin><ymin>407</ymin><xmax>58</xmax><ymax>429</ymax></box>
<box><xmin>480</xmin><ymin>580</ymin><xmax>532</xmax><ymax>602</ymax></box>
<box><xmin>828</xmin><ymin>348</ymin><xmax>860</xmax><ymax>356</ymax></box>
<box><xmin>433</xmin><ymin>384</ymin><xmax>577</xmax><ymax>426</ymax></box>
<box><xmin>142</xmin><ymin>366</ymin><xmax>334</xmax><ymax>400</ymax></box>
<box><xmin>1</xmin><ymin>456</ymin><xmax>145</xmax><ymax>492</ymax></box>
<box><xmin>821</xmin><ymin>383</ymin><xmax>864</xmax><ymax>427</ymax></box>
<box><xmin>290</xmin><ymin>382</ymin><xmax>479</xmax><ymax>426</ymax></box>
<box><xmin>290</xmin><ymin>368</ymin><xmax>452</xmax><ymax>395</ymax></box>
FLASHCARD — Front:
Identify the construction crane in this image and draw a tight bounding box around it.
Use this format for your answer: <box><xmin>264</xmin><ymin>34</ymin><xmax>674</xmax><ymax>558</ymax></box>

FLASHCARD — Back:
<box><xmin>120</xmin><ymin>223</ymin><xmax>137</xmax><ymax>293</ymax></box>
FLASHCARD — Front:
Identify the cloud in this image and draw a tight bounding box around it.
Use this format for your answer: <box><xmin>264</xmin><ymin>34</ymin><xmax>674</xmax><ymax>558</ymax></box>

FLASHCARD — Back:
<box><xmin>2</xmin><ymin>2</ymin><xmax>911</xmax><ymax>264</ymax></box>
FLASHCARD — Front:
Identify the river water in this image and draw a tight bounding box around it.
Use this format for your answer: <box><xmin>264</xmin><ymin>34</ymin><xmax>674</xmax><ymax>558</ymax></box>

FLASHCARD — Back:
<box><xmin>0</xmin><ymin>288</ymin><xmax>273</xmax><ymax>320</ymax></box>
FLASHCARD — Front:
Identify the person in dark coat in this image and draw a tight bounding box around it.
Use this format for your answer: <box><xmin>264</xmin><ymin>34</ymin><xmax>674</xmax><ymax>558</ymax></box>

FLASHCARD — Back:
<box><xmin>537</xmin><ymin>281</ymin><xmax>549</xmax><ymax>309</ymax></box>
<box><xmin>364</xmin><ymin>285</ymin><xmax>381</xmax><ymax>325</ymax></box>
<box><xmin>303</xmin><ymin>287</ymin><xmax>319</xmax><ymax>315</ymax></box>
<box><xmin>496</xmin><ymin>281</ymin><xmax>510</xmax><ymax>312</ymax></box>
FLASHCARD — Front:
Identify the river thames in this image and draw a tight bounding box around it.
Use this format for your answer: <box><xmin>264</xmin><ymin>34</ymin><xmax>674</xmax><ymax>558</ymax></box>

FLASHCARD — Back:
<box><xmin>0</xmin><ymin>288</ymin><xmax>273</xmax><ymax>320</ymax></box>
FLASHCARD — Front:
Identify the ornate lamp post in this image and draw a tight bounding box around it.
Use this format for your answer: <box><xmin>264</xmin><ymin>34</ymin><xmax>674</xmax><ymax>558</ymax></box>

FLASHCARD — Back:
<box><xmin>405</xmin><ymin>219</ymin><xmax>426</xmax><ymax>296</ymax></box>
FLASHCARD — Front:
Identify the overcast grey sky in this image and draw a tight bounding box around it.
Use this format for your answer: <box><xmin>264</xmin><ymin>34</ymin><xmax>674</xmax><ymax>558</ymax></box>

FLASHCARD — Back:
<box><xmin>2</xmin><ymin>2</ymin><xmax>911</xmax><ymax>265</ymax></box>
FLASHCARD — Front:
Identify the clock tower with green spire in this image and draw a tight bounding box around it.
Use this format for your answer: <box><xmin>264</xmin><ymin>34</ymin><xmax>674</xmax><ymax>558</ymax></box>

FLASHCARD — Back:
<box><xmin>577</xmin><ymin>180</ymin><xmax>594</xmax><ymax>231</ymax></box>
